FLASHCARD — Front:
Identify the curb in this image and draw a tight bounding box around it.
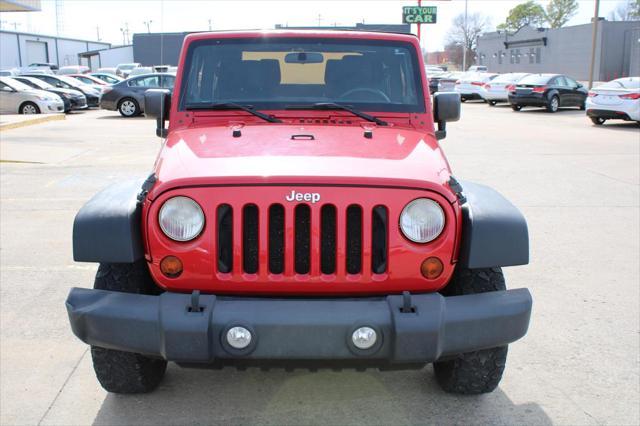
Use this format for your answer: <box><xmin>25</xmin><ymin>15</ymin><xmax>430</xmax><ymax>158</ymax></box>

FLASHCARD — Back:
<box><xmin>0</xmin><ymin>114</ymin><xmax>66</xmax><ymax>131</ymax></box>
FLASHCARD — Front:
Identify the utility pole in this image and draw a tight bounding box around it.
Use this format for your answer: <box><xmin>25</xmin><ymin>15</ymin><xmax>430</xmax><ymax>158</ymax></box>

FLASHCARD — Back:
<box><xmin>587</xmin><ymin>0</ymin><xmax>600</xmax><ymax>89</ymax></box>
<box><xmin>208</xmin><ymin>19</ymin><xmax>212</xmax><ymax>31</ymax></box>
<box><xmin>317</xmin><ymin>14</ymin><xmax>322</xmax><ymax>26</ymax></box>
<box><xmin>462</xmin><ymin>0</ymin><xmax>468</xmax><ymax>71</ymax></box>
<box><xmin>143</xmin><ymin>20</ymin><xmax>153</xmax><ymax>34</ymax></box>
<box><xmin>96</xmin><ymin>25</ymin><xmax>101</xmax><ymax>41</ymax></box>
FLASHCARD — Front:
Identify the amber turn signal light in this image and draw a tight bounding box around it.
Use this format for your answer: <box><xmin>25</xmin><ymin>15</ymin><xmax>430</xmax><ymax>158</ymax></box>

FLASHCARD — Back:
<box><xmin>421</xmin><ymin>257</ymin><xmax>443</xmax><ymax>280</ymax></box>
<box><xmin>160</xmin><ymin>255</ymin><xmax>183</xmax><ymax>278</ymax></box>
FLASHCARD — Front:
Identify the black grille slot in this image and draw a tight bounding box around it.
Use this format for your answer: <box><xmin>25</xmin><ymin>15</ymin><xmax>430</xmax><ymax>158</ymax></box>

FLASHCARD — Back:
<box><xmin>242</xmin><ymin>204</ymin><xmax>259</xmax><ymax>273</ymax></box>
<box><xmin>371</xmin><ymin>206</ymin><xmax>388</xmax><ymax>274</ymax></box>
<box><xmin>294</xmin><ymin>204</ymin><xmax>311</xmax><ymax>274</ymax></box>
<box><xmin>346</xmin><ymin>205</ymin><xmax>362</xmax><ymax>274</ymax></box>
<box><xmin>217</xmin><ymin>204</ymin><xmax>233</xmax><ymax>273</ymax></box>
<box><xmin>268</xmin><ymin>204</ymin><xmax>285</xmax><ymax>274</ymax></box>
<box><xmin>320</xmin><ymin>205</ymin><xmax>337</xmax><ymax>274</ymax></box>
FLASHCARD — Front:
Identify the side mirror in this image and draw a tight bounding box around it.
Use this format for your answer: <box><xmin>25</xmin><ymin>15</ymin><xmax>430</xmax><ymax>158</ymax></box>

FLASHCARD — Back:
<box><xmin>576</xmin><ymin>83</ymin><xmax>583</xmax><ymax>89</ymax></box>
<box><xmin>433</xmin><ymin>92</ymin><xmax>461</xmax><ymax>140</ymax></box>
<box><xmin>144</xmin><ymin>89</ymin><xmax>171</xmax><ymax>138</ymax></box>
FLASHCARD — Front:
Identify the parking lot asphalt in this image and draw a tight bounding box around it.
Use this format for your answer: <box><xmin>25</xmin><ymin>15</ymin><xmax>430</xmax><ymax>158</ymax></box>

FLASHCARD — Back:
<box><xmin>1</xmin><ymin>105</ymin><xmax>638</xmax><ymax>426</ymax></box>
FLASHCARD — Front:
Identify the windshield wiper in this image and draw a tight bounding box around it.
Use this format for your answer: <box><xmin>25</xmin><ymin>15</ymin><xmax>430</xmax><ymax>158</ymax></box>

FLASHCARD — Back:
<box><xmin>184</xmin><ymin>102</ymin><xmax>282</xmax><ymax>123</ymax></box>
<box><xmin>286</xmin><ymin>102</ymin><xmax>388</xmax><ymax>126</ymax></box>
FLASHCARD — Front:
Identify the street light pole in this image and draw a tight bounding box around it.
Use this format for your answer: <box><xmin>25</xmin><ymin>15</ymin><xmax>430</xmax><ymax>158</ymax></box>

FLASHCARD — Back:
<box><xmin>462</xmin><ymin>0</ymin><xmax>468</xmax><ymax>71</ymax></box>
<box><xmin>144</xmin><ymin>20</ymin><xmax>153</xmax><ymax>34</ymax></box>
<box><xmin>587</xmin><ymin>0</ymin><xmax>600</xmax><ymax>89</ymax></box>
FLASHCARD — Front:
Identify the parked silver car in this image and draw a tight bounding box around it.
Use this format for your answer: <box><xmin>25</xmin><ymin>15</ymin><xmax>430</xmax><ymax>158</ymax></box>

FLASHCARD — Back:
<box><xmin>0</xmin><ymin>77</ymin><xmax>64</xmax><ymax>114</ymax></box>
<box><xmin>100</xmin><ymin>73</ymin><xmax>175</xmax><ymax>117</ymax></box>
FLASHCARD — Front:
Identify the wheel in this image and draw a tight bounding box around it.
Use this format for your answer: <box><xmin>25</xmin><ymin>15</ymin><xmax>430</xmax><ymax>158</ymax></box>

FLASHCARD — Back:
<box><xmin>590</xmin><ymin>117</ymin><xmax>605</xmax><ymax>125</ymax></box>
<box><xmin>118</xmin><ymin>98</ymin><xmax>140</xmax><ymax>117</ymax></box>
<box><xmin>460</xmin><ymin>98</ymin><xmax>467</xmax><ymax>103</ymax></box>
<box><xmin>546</xmin><ymin>96</ymin><xmax>559</xmax><ymax>113</ymax></box>
<box><xmin>433</xmin><ymin>267</ymin><xmax>508</xmax><ymax>394</ymax></box>
<box><xmin>90</xmin><ymin>261</ymin><xmax>166</xmax><ymax>393</ymax></box>
<box><xmin>488</xmin><ymin>100</ymin><xmax>497</xmax><ymax>106</ymax></box>
<box><xmin>579</xmin><ymin>102</ymin><xmax>586</xmax><ymax>111</ymax></box>
<box><xmin>20</xmin><ymin>102</ymin><xmax>40</xmax><ymax>114</ymax></box>
<box><xmin>511</xmin><ymin>105</ymin><xmax>522</xmax><ymax>111</ymax></box>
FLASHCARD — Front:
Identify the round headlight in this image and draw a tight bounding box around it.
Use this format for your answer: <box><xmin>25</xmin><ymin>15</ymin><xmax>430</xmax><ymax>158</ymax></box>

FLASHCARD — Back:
<box><xmin>400</xmin><ymin>198</ymin><xmax>445</xmax><ymax>243</ymax></box>
<box><xmin>159</xmin><ymin>196</ymin><xmax>204</xmax><ymax>241</ymax></box>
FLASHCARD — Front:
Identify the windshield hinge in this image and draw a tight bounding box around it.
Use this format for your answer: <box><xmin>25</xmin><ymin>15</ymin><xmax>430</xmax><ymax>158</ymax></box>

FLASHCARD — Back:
<box><xmin>137</xmin><ymin>173</ymin><xmax>157</xmax><ymax>203</ymax></box>
<box><xmin>447</xmin><ymin>176</ymin><xmax>466</xmax><ymax>204</ymax></box>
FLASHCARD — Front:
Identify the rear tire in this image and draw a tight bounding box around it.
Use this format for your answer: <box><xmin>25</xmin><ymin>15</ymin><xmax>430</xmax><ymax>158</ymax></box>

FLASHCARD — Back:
<box><xmin>511</xmin><ymin>105</ymin><xmax>522</xmax><ymax>111</ymax></box>
<box><xmin>433</xmin><ymin>267</ymin><xmax>508</xmax><ymax>394</ymax></box>
<box><xmin>20</xmin><ymin>101</ymin><xmax>40</xmax><ymax>114</ymax></box>
<box><xmin>546</xmin><ymin>95</ymin><xmax>559</xmax><ymax>113</ymax></box>
<box><xmin>460</xmin><ymin>98</ymin><xmax>467</xmax><ymax>103</ymax></box>
<box><xmin>118</xmin><ymin>98</ymin><xmax>140</xmax><ymax>117</ymax></box>
<box><xmin>90</xmin><ymin>261</ymin><xmax>166</xmax><ymax>394</ymax></box>
<box><xmin>591</xmin><ymin>117</ymin><xmax>606</xmax><ymax>125</ymax></box>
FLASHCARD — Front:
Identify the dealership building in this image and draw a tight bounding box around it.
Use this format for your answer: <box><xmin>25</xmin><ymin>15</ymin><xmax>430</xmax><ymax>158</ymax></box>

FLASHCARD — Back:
<box><xmin>476</xmin><ymin>20</ymin><xmax>640</xmax><ymax>81</ymax></box>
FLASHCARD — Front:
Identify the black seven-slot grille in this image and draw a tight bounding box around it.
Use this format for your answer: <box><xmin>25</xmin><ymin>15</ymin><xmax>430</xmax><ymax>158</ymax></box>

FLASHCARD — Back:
<box><xmin>216</xmin><ymin>203</ymin><xmax>388</xmax><ymax>276</ymax></box>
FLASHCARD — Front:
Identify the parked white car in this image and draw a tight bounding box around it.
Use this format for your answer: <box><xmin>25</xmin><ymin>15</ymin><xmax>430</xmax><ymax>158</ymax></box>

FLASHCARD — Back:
<box><xmin>586</xmin><ymin>77</ymin><xmax>640</xmax><ymax>125</ymax></box>
<box><xmin>482</xmin><ymin>73</ymin><xmax>531</xmax><ymax>106</ymax></box>
<box><xmin>455</xmin><ymin>73</ymin><xmax>498</xmax><ymax>102</ymax></box>
<box><xmin>57</xmin><ymin>65</ymin><xmax>90</xmax><ymax>75</ymax></box>
<box><xmin>0</xmin><ymin>77</ymin><xmax>64</xmax><ymax>114</ymax></box>
<box><xmin>128</xmin><ymin>67</ymin><xmax>153</xmax><ymax>77</ymax></box>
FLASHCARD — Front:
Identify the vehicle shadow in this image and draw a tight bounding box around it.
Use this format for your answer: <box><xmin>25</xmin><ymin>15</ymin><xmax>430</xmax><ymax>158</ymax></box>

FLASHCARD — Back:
<box><xmin>91</xmin><ymin>365</ymin><xmax>552</xmax><ymax>425</ymax></box>
<box><xmin>590</xmin><ymin>122</ymin><xmax>640</xmax><ymax>133</ymax></box>
<box><xmin>517</xmin><ymin>108</ymin><xmax>585</xmax><ymax>115</ymax></box>
<box><xmin>96</xmin><ymin>115</ymin><xmax>147</xmax><ymax>120</ymax></box>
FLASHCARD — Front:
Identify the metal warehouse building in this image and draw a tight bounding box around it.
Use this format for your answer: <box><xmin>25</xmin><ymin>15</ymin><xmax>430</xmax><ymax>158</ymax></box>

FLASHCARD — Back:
<box><xmin>0</xmin><ymin>30</ymin><xmax>110</xmax><ymax>69</ymax></box>
<box><xmin>131</xmin><ymin>24</ymin><xmax>411</xmax><ymax>66</ymax></box>
<box><xmin>476</xmin><ymin>20</ymin><xmax>640</xmax><ymax>81</ymax></box>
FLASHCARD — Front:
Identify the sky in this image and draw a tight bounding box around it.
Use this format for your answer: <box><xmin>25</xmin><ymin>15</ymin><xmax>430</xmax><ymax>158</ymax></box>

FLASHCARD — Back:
<box><xmin>0</xmin><ymin>0</ymin><xmax>627</xmax><ymax>51</ymax></box>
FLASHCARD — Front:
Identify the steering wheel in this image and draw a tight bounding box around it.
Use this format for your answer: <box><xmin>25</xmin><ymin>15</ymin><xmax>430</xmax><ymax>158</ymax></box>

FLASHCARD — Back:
<box><xmin>338</xmin><ymin>88</ymin><xmax>391</xmax><ymax>103</ymax></box>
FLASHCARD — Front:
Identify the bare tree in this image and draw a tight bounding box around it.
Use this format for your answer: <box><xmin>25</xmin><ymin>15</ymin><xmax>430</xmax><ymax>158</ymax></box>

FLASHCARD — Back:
<box><xmin>445</xmin><ymin>13</ymin><xmax>491</xmax><ymax>68</ymax></box>
<box><xmin>609</xmin><ymin>0</ymin><xmax>640</xmax><ymax>20</ymax></box>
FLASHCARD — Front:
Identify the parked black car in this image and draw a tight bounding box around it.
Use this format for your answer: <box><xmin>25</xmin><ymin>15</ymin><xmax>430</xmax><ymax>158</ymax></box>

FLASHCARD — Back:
<box><xmin>100</xmin><ymin>73</ymin><xmax>175</xmax><ymax>117</ymax></box>
<box><xmin>508</xmin><ymin>73</ymin><xmax>588</xmax><ymax>113</ymax></box>
<box><xmin>22</xmin><ymin>74</ymin><xmax>101</xmax><ymax>107</ymax></box>
<box><xmin>13</xmin><ymin>76</ymin><xmax>87</xmax><ymax>112</ymax></box>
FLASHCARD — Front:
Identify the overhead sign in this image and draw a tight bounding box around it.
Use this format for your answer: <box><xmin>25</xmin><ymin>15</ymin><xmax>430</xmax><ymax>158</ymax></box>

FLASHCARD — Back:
<box><xmin>402</xmin><ymin>6</ymin><xmax>437</xmax><ymax>24</ymax></box>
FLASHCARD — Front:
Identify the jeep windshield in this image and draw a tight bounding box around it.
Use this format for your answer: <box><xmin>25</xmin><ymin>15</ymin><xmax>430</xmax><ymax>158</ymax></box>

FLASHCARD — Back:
<box><xmin>180</xmin><ymin>38</ymin><xmax>425</xmax><ymax>113</ymax></box>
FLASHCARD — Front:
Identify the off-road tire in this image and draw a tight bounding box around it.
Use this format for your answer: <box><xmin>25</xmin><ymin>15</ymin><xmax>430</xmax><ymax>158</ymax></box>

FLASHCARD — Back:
<box><xmin>118</xmin><ymin>97</ymin><xmax>140</xmax><ymax>117</ymax></box>
<box><xmin>20</xmin><ymin>101</ymin><xmax>40</xmax><ymax>114</ymax></box>
<box><xmin>434</xmin><ymin>267</ymin><xmax>508</xmax><ymax>394</ymax></box>
<box><xmin>511</xmin><ymin>104</ymin><xmax>521</xmax><ymax>111</ymax></box>
<box><xmin>91</xmin><ymin>261</ymin><xmax>166</xmax><ymax>394</ymax></box>
<box><xmin>546</xmin><ymin>95</ymin><xmax>559</xmax><ymax>113</ymax></box>
<box><xmin>591</xmin><ymin>117</ymin><xmax>605</xmax><ymax>125</ymax></box>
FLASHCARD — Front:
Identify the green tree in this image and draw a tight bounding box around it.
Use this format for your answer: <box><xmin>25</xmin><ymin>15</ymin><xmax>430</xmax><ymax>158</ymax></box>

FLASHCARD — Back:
<box><xmin>545</xmin><ymin>0</ymin><xmax>579</xmax><ymax>28</ymax></box>
<box><xmin>497</xmin><ymin>1</ymin><xmax>547</xmax><ymax>32</ymax></box>
<box><xmin>609</xmin><ymin>0</ymin><xmax>640</xmax><ymax>21</ymax></box>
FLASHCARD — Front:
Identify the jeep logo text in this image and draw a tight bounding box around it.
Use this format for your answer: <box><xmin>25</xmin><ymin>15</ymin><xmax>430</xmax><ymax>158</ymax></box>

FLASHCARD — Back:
<box><xmin>285</xmin><ymin>190</ymin><xmax>321</xmax><ymax>203</ymax></box>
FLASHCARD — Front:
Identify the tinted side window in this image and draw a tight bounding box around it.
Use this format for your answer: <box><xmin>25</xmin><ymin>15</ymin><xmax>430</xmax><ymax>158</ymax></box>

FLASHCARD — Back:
<box><xmin>564</xmin><ymin>76</ymin><xmax>578</xmax><ymax>88</ymax></box>
<box><xmin>129</xmin><ymin>76</ymin><xmax>159</xmax><ymax>87</ymax></box>
<box><xmin>161</xmin><ymin>76</ymin><xmax>175</xmax><ymax>88</ymax></box>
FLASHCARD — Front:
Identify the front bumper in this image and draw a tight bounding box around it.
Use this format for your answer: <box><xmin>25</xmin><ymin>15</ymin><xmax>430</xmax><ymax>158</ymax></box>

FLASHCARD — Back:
<box><xmin>66</xmin><ymin>287</ymin><xmax>531</xmax><ymax>366</ymax></box>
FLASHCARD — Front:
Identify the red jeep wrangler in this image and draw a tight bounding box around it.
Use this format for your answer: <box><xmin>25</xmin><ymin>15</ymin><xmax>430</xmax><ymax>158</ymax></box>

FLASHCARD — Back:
<box><xmin>67</xmin><ymin>31</ymin><xmax>531</xmax><ymax>395</ymax></box>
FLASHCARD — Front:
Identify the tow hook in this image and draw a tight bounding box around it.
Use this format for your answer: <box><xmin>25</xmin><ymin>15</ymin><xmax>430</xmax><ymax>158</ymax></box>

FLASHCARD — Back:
<box><xmin>188</xmin><ymin>290</ymin><xmax>204</xmax><ymax>313</ymax></box>
<box><xmin>400</xmin><ymin>291</ymin><xmax>416</xmax><ymax>313</ymax></box>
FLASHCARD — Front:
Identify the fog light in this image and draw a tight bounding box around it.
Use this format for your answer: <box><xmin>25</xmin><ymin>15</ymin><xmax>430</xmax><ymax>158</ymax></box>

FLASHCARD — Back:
<box><xmin>160</xmin><ymin>255</ymin><xmax>183</xmax><ymax>278</ymax></box>
<box><xmin>352</xmin><ymin>327</ymin><xmax>377</xmax><ymax>350</ymax></box>
<box><xmin>421</xmin><ymin>257</ymin><xmax>443</xmax><ymax>279</ymax></box>
<box><xmin>226</xmin><ymin>326</ymin><xmax>252</xmax><ymax>349</ymax></box>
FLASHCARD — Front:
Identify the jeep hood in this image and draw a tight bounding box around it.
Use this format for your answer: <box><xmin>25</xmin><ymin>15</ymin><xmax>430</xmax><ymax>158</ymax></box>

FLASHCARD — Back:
<box><xmin>150</xmin><ymin>124</ymin><xmax>455</xmax><ymax>201</ymax></box>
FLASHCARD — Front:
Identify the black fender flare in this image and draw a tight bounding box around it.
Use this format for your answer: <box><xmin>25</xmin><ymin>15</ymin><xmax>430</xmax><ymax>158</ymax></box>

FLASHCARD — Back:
<box><xmin>73</xmin><ymin>178</ymin><xmax>146</xmax><ymax>263</ymax></box>
<box><xmin>458</xmin><ymin>181</ymin><xmax>529</xmax><ymax>269</ymax></box>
